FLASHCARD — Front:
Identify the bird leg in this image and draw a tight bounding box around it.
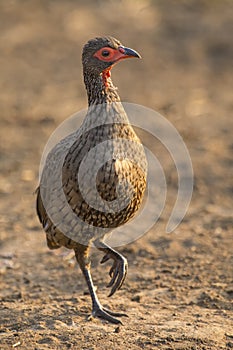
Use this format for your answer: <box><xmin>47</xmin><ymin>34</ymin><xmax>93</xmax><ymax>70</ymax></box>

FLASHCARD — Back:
<box><xmin>74</xmin><ymin>244</ymin><xmax>126</xmax><ymax>324</ymax></box>
<box><xmin>94</xmin><ymin>240</ymin><xmax>128</xmax><ymax>297</ymax></box>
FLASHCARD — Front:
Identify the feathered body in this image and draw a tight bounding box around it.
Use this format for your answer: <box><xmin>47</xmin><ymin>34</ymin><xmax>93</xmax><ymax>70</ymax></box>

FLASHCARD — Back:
<box><xmin>36</xmin><ymin>37</ymin><xmax>147</xmax><ymax>324</ymax></box>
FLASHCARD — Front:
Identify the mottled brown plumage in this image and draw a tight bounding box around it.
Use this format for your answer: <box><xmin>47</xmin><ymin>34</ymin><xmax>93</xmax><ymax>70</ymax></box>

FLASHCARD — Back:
<box><xmin>36</xmin><ymin>36</ymin><xmax>147</xmax><ymax>324</ymax></box>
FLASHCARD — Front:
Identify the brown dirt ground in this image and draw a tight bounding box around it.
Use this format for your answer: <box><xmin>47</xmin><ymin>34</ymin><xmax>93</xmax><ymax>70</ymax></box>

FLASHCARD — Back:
<box><xmin>0</xmin><ymin>1</ymin><xmax>233</xmax><ymax>349</ymax></box>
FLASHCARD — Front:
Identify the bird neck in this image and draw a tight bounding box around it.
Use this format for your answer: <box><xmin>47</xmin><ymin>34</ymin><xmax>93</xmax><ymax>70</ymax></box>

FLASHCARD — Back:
<box><xmin>83</xmin><ymin>68</ymin><xmax>121</xmax><ymax>106</ymax></box>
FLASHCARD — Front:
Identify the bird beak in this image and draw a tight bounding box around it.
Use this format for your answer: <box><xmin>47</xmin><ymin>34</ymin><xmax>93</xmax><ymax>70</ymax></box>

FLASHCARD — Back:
<box><xmin>118</xmin><ymin>46</ymin><xmax>142</xmax><ymax>59</ymax></box>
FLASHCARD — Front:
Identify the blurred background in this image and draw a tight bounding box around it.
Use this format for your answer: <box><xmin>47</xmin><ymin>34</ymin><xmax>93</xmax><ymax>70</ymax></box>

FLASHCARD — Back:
<box><xmin>0</xmin><ymin>0</ymin><xmax>233</xmax><ymax>348</ymax></box>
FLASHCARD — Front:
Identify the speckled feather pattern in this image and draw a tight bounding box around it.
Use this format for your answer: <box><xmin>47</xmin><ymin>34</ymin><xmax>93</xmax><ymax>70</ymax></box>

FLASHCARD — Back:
<box><xmin>37</xmin><ymin>37</ymin><xmax>147</xmax><ymax>249</ymax></box>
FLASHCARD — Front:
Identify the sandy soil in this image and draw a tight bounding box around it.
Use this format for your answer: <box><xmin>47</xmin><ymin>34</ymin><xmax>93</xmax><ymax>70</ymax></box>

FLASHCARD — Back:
<box><xmin>0</xmin><ymin>0</ymin><xmax>233</xmax><ymax>349</ymax></box>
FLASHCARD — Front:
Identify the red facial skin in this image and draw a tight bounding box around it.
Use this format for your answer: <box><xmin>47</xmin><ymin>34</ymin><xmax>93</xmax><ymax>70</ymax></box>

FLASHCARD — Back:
<box><xmin>94</xmin><ymin>46</ymin><xmax>132</xmax><ymax>88</ymax></box>
<box><xmin>93</xmin><ymin>46</ymin><xmax>129</xmax><ymax>63</ymax></box>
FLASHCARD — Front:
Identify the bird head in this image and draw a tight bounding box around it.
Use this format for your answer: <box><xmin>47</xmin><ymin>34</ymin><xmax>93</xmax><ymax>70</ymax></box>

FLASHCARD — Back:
<box><xmin>82</xmin><ymin>36</ymin><xmax>141</xmax><ymax>79</ymax></box>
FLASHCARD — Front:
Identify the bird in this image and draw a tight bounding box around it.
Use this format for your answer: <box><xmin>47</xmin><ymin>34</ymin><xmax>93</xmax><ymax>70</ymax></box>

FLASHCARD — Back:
<box><xmin>36</xmin><ymin>36</ymin><xmax>147</xmax><ymax>324</ymax></box>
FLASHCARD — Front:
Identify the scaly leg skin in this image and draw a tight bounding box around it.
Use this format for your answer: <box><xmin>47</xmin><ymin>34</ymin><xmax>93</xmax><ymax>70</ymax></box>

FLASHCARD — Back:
<box><xmin>94</xmin><ymin>240</ymin><xmax>128</xmax><ymax>297</ymax></box>
<box><xmin>74</xmin><ymin>245</ymin><xmax>127</xmax><ymax>325</ymax></box>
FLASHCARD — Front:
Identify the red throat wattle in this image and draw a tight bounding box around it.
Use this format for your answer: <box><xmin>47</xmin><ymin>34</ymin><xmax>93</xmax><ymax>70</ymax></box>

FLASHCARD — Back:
<box><xmin>102</xmin><ymin>68</ymin><xmax>112</xmax><ymax>88</ymax></box>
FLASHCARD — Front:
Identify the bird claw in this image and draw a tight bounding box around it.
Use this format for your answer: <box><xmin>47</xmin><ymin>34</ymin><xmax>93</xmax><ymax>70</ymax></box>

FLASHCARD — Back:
<box><xmin>109</xmin><ymin>262</ymin><xmax>116</xmax><ymax>278</ymax></box>
<box><xmin>92</xmin><ymin>305</ymin><xmax>127</xmax><ymax>324</ymax></box>
<box><xmin>100</xmin><ymin>252</ymin><xmax>128</xmax><ymax>297</ymax></box>
<box><xmin>100</xmin><ymin>253</ymin><xmax>111</xmax><ymax>264</ymax></box>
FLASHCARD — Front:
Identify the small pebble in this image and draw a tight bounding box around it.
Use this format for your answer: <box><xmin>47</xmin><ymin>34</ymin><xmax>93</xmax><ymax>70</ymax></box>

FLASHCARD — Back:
<box><xmin>131</xmin><ymin>295</ymin><xmax>141</xmax><ymax>302</ymax></box>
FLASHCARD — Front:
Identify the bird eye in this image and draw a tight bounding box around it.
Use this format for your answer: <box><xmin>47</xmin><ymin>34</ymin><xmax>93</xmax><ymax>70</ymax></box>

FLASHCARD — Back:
<box><xmin>94</xmin><ymin>47</ymin><xmax>115</xmax><ymax>61</ymax></box>
<box><xmin>101</xmin><ymin>50</ymin><xmax>110</xmax><ymax>57</ymax></box>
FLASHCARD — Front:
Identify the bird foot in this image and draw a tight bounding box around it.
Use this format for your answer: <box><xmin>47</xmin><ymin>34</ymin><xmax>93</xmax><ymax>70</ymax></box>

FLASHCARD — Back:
<box><xmin>91</xmin><ymin>305</ymin><xmax>128</xmax><ymax>324</ymax></box>
<box><xmin>100</xmin><ymin>252</ymin><xmax>128</xmax><ymax>297</ymax></box>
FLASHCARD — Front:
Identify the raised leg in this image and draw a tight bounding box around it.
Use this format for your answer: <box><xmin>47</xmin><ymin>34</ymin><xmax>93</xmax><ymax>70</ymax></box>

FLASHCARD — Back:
<box><xmin>94</xmin><ymin>240</ymin><xmax>128</xmax><ymax>297</ymax></box>
<box><xmin>74</xmin><ymin>244</ymin><xmax>127</xmax><ymax>324</ymax></box>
